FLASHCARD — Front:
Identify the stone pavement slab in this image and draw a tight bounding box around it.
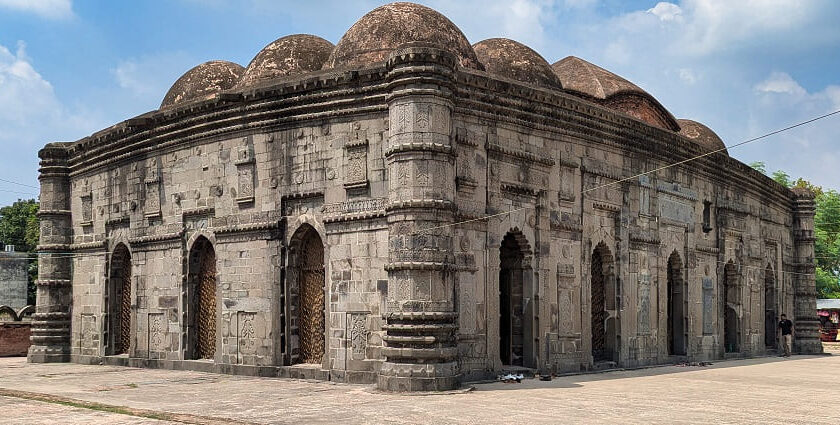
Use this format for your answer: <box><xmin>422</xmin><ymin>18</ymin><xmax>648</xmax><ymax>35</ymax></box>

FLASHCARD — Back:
<box><xmin>1</xmin><ymin>355</ymin><xmax>838</xmax><ymax>424</ymax></box>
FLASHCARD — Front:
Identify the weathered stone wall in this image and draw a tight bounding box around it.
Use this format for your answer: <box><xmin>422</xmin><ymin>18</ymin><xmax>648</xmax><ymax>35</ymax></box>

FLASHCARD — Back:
<box><xmin>0</xmin><ymin>251</ymin><xmax>28</xmax><ymax>310</ymax></box>
<box><xmin>33</xmin><ymin>44</ymin><xmax>819</xmax><ymax>391</ymax></box>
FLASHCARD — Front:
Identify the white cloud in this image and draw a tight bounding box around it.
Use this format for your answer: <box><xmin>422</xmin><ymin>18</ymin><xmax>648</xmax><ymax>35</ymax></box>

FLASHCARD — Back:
<box><xmin>0</xmin><ymin>0</ymin><xmax>73</xmax><ymax>20</ymax></box>
<box><xmin>754</xmin><ymin>72</ymin><xmax>807</xmax><ymax>96</ymax></box>
<box><xmin>0</xmin><ymin>41</ymin><xmax>101</xmax><ymax>203</ymax></box>
<box><xmin>111</xmin><ymin>52</ymin><xmax>196</xmax><ymax>108</ymax></box>
<box><xmin>648</xmin><ymin>2</ymin><xmax>683</xmax><ymax>22</ymax></box>
<box><xmin>678</xmin><ymin>68</ymin><xmax>697</xmax><ymax>85</ymax></box>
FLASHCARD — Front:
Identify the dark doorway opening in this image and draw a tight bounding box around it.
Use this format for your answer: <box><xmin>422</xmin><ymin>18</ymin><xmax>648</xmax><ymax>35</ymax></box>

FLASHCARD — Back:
<box><xmin>108</xmin><ymin>244</ymin><xmax>132</xmax><ymax>355</ymax></box>
<box><xmin>499</xmin><ymin>232</ymin><xmax>526</xmax><ymax>366</ymax></box>
<box><xmin>591</xmin><ymin>242</ymin><xmax>615</xmax><ymax>363</ymax></box>
<box><xmin>291</xmin><ymin>225</ymin><xmax>325</xmax><ymax>365</ymax></box>
<box><xmin>764</xmin><ymin>265</ymin><xmax>777</xmax><ymax>348</ymax></box>
<box><xmin>723</xmin><ymin>261</ymin><xmax>739</xmax><ymax>353</ymax></box>
<box><xmin>189</xmin><ymin>237</ymin><xmax>217</xmax><ymax>360</ymax></box>
<box><xmin>667</xmin><ymin>251</ymin><xmax>686</xmax><ymax>356</ymax></box>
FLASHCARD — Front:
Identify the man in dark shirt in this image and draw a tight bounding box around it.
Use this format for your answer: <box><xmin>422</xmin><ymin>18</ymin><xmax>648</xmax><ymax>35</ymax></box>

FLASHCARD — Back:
<box><xmin>778</xmin><ymin>314</ymin><xmax>793</xmax><ymax>357</ymax></box>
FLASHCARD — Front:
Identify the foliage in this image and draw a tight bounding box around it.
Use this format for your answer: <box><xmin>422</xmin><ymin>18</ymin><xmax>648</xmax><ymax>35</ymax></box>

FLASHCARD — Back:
<box><xmin>751</xmin><ymin>165</ymin><xmax>840</xmax><ymax>298</ymax></box>
<box><xmin>0</xmin><ymin>198</ymin><xmax>39</xmax><ymax>304</ymax></box>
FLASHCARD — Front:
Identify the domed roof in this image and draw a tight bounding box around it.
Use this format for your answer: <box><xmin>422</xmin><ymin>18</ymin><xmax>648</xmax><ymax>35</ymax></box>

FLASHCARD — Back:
<box><xmin>472</xmin><ymin>38</ymin><xmax>562</xmax><ymax>89</ymax></box>
<box><xmin>552</xmin><ymin>56</ymin><xmax>642</xmax><ymax>100</ymax></box>
<box><xmin>237</xmin><ymin>34</ymin><xmax>334</xmax><ymax>88</ymax></box>
<box><xmin>324</xmin><ymin>2</ymin><xmax>482</xmax><ymax>70</ymax></box>
<box><xmin>552</xmin><ymin>56</ymin><xmax>679</xmax><ymax>131</ymax></box>
<box><xmin>161</xmin><ymin>61</ymin><xmax>244</xmax><ymax>109</ymax></box>
<box><xmin>677</xmin><ymin>119</ymin><xmax>728</xmax><ymax>154</ymax></box>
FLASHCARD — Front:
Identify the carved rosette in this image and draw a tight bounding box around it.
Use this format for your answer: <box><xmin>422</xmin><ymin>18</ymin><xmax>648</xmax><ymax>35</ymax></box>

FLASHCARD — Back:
<box><xmin>378</xmin><ymin>46</ymin><xmax>460</xmax><ymax>392</ymax></box>
<box><xmin>29</xmin><ymin>143</ymin><xmax>73</xmax><ymax>363</ymax></box>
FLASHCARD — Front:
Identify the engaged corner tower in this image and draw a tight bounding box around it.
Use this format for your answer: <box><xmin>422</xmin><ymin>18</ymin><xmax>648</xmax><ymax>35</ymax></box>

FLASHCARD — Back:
<box><xmin>378</xmin><ymin>45</ymin><xmax>460</xmax><ymax>391</ymax></box>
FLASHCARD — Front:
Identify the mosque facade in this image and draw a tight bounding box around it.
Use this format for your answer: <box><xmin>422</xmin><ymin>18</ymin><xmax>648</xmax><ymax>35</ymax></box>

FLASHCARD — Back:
<box><xmin>30</xmin><ymin>3</ymin><xmax>822</xmax><ymax>391</ymax></box>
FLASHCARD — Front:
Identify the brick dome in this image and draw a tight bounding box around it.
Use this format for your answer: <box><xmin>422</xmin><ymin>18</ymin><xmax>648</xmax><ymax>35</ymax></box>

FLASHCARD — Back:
<box><xmin>677</xmin><ymin>119</ymin><xmax>728</xmax><ymax>154</ymax></box>
<box><xmin>552</xmin><ymin>56</ymin><xmax>679</xmax><ymax>131</ymax></box>
<box><xmin>324</xmin><ymin>2</ymin><xmax>482</xmax><ymax>70</ymax></box>
<box><xmin>237</xmin><ymin>35</ymin><xmax>334</xmax><ymax>88</ymax></box>
<box><xmin>473</xmin><ymin>38</ymin><xmax>562</xmax><ymax>89</ymax></box>
<box><xmin>161</xmin><ymin>60</ymin><xmax>244</xmax><ymax>109</ymax></box>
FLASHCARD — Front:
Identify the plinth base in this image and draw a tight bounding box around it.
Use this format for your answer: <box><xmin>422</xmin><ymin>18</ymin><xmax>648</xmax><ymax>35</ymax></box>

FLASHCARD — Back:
<box><xmin>376</xmin><ymin>361</ymin><xmax>460</xmax><ymax>392</ymax></box>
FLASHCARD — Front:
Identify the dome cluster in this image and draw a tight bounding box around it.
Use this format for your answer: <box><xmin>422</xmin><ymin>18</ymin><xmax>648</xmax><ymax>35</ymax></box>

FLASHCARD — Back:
<box><xmin>158</xmin><ymin>2</ymin><xmax>725</xmax><ymax>153</ymax></box>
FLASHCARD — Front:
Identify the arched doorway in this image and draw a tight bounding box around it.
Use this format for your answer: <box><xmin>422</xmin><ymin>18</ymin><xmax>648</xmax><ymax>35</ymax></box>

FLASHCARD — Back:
<box><xmin>667</xmin><ymin>251</ymin><xmax>686</xmax><ymax>356</ymax></box>
<box><xmin>108</xmin><ymin>244</ymin><xmax>132</xmax><ymax>355</ymax></box>
<box><xmin>290</xmin><ymin>224</ymin><xmax>325</xmax><ymax>364</ymax></box>
<box><xmin>764</xmin><ymin>265</ymin><xmax>777</xmax><ymax>348</ymax></box>
<box><xmin>591</xmin><ymin>242</ymin><xmax>616</xmax><ymax>363</ymax></box>
<box><xmin>723</xmin><ymin>261</ymin><xmax>739</xmax><ymax>353</ymax></box>
<box><xmin>188</xmin><ymin>237</ymin><xmax>217</xmax><ymax>360</ymax></box>
<box><xmin>499</xmin><ymin>231</ymin><xmax>532</xmax><ymax>367</ymax></box>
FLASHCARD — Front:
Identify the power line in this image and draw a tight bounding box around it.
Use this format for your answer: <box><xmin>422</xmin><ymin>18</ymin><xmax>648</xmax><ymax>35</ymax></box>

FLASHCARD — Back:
<box><xmin>410</xmin><ymin>108</ymin><xmax>840</xmax><ymax>235</ymax></box>
<box><xmin>0</xmin><ymin>178</ymin><xmax>38</xmax><ymax>190</ymax></box>
<box><xmin>0</xmin><ymin>188</ymin><xmax>39</xmax><ymax>196</ymax></box>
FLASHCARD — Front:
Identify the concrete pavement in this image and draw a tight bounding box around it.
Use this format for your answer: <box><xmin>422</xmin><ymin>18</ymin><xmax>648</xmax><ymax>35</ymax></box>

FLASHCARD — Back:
<box><xmin>0</xmin><ymin>354</ymin><xmax>837</xmax><ymax>424</ymax></box>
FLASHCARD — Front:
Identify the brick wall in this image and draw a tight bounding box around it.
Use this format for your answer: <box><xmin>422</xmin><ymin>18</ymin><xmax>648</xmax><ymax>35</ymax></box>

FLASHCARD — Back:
<box><xmin>0</xmin><ymin>322</ymin><xmax>31</xmax><ymax>357</ymax></box>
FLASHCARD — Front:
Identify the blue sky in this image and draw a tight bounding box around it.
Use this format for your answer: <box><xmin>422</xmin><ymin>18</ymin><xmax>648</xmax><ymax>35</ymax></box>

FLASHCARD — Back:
<box><xmin>1</xmin><ymin>0</ymin><xmax>839</xmax><ymax>205</ymax></box>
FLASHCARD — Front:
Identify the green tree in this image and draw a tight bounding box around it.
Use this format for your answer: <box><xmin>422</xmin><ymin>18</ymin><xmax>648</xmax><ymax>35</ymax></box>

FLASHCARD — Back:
<box><xmin>814</xmin><ymin>189</ymin><xmax>840</xmax><ymax>298</ymax></box>
<box><xmin>0</xmin><ymin>198</ymin><xmax>39</xmax><ymax>304</ymax></box>
<box><xmin>771</xmin><ymin>170</ymin><xmax>791</xmax><ymax>187</ymax></box>
<box><xmin>749</xmin><ymin>161</ymin><xmax>767</xmax><ymax>175</ymax></box>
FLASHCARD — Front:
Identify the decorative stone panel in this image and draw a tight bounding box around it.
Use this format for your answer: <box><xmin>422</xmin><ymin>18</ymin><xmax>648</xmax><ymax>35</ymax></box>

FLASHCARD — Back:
<box><xmin>234</xmin><ymin>139</ymin><xmax>255</xmax><ymax>205</ymax></box>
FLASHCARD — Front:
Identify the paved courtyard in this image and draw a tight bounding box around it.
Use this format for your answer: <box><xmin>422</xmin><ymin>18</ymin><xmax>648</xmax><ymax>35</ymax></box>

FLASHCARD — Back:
<box><xmin>0</xmin><ymin>354</ymin><xmax>838</xmax><ymax>424</ymax></box>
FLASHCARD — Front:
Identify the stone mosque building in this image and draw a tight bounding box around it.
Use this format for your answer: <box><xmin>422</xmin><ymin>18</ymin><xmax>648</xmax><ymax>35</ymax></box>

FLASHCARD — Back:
<box><xmin>30</xmin><ymin>3</ymin><xmax>822</xmax><ymax>391</ymax></box>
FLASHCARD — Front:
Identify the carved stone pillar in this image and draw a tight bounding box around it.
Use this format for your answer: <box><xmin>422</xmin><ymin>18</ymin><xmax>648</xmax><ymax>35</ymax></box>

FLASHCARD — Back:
<box><xmin>28</xmin><ymin>143</ymin><xmax>73</xmax><ymax>363</ymax></box>
<box><xmin>378</xmin><ymin>45</ymin><xmax>459</xmax><ymax>391</ymax></box>
<box><xmin>790</xmin><ymin>188</ymin><xmax>822</xmax><ymax>354</ymax></box>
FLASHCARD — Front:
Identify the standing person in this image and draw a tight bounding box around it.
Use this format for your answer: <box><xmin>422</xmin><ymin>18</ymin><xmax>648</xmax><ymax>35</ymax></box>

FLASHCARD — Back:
<box><xmin>778</xmin><ymin>314</ymin><xmax>794</xmax><ymax>357</ymax></box>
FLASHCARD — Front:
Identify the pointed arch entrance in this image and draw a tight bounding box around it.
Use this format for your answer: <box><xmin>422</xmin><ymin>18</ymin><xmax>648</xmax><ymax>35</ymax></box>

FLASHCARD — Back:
<box><xmin>723</xmin><ymin>261</ymin><xmax>739</xmax><ymax>353</ymax></box>
<box><xmin>498</xmin><ymin>230</ymin><xmax>533</xmax><ymax>367</ymax></box>
<box><xmin>591</xmin><ymin>242</ymin><xmax>617</xmax><ymax>363</ymax></box>
<box><xmin>188</xmin><ymin>236</ymin><xmax>217</xmax><ymax>360</ymax></box>
<box><xmin>107</xmin><ymin>243</ymin><xmax>132</xmax><ymax>355</ymax></box>
<box><xmin>289</xmin><ymin>224</ymin><xmax>325</xmax><ymax>365</ymax></box>
<box><xmin>764</xmin><ymin>265</ymin><xmax>777</xmax><ymax>348</ymax></box>
<box><xmin>667</xmin><ymin>251</ymin><xmax>686</xmax><ymax>356</ymax></box>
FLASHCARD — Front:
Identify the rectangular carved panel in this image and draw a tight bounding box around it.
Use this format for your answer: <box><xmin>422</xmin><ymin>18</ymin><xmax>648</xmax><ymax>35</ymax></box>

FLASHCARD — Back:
<box><xmin>702</xmin><ymin>277</ymin><xmax>715</xmax><ymax>335</ymax></box>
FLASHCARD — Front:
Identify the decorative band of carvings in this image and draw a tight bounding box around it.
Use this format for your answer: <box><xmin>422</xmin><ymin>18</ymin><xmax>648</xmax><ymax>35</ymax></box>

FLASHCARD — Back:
<box><xmin>723</xmin><ymin>229</ymin><xmax>742</xmax><ymax>238</ymax></box>
<box><xmin>37</xmin><ymin>209</ymin><xmax>71</xmax><ymax>217</ymax></box>
<box><xmin>456</xmin><ymin>176</ymin><xmax>478</xmax><ymax>189</ymax></box>
<box><xmin>385</xmin><ymin>199</ymin><xmax>455</xmax><ymax>212</ymax></box>
<box><xmin>281</xmin><ymin>190</ymin><xmax>324</xmax><ymax>200</ymax></box>
<box><xmin>593</xmin><ymin>201</ymin><xmax>621</xmax><ymax>212</ymax></box>
<box><xmin>717</xmin><ymin>200</ymin><xmax>750</xmax><ymax>214</ymax></box>
<box><xmin>656</xmin><ymin>183</ymin><xmax>698</xmax><ymax>201</ymax></box>
<box><xmin>581</xmin><ymin>166</ymin><xmax>621</xmax><ymax>181</ymax></box>
<box><xmin>128</xmin><ymin>231</ymin><xmax>184</xmax><ymax>246</ymax></box>
<box><xmin>454</xmin><ymin>128</ymin><xmax>478</xmax><ymax>147</ymax></box>
<box><xmin>500</xmin><ymin>183</ymin><xmax>543</xmax><ymax>197</ymax></box>
<box><xmin>345</xmin><ymin>138</ymin><xmax>369</xmax><ymax>149</ymax></box>
<box><xmin>321</xmin><ymin>198</ymin><xmax>388</xmax><ymax>216</ymax></box>
<box><xmin>69</xmin><ymin>241</ymin><xmax>107</xmax><ymax>251</ymax></box>
<box><xmin>559</xmin><ymin>158</ymin><xmax>579</xmax><ymax>168</ymax></box>
<box><xmin>105</xmin><ymin>216</ymin><xmax>130</xmax><ymax>226</ymax></box>
<box><xmin>182</xmin><ymin>206</ymin><xmax>214</xmax><ymax>217</ymax></box>
<box><xmin>550</xmin><ymin>221</ymin><xmax>582</xmax><ymax>233</ymax></box>
<box><xmin>324</xmin><ymin>211</ymin><xmax>386</xmax><ymax>223</ymax></box>
<box><xmin>486</xmin><ymin>143</ymin><xmax>555</xmax><ymax>166</ymax></box>
<box><xmin>629</xmin><ymin>233</ymin><xmax>661</xmax><ymax>245</ymax></box>
<box><xmin>37</xmin><ymin>244</ymin><xmax>71</xmax><ymax>252</ymax></box>
<box><xmin>695</xmin><ymin>245</ymin><xmax>720</xmax><ymax>254</ymax></box>
<box><xmin>385</xmin><ymin>142</ymin><xmax>453</xmax><ymax>157</ymax></box>
<box><xmin>214</xmin><ymin>221</ymin><xmax>280</xmax><ymax>235</ymax></box>
<box><xmin>36</xmin><ymin>279</ymin><xmax>71</xmax><ymax>287</ymax></box>
<box><xmin>384</xmin><ymin>261</ymin><xmax>452</xmax><ymax>271</ymax></box>
<box><xmin>384</xmin><ymin>311</ymin><xmax>458</xmax><ymax>321</ymax></box>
